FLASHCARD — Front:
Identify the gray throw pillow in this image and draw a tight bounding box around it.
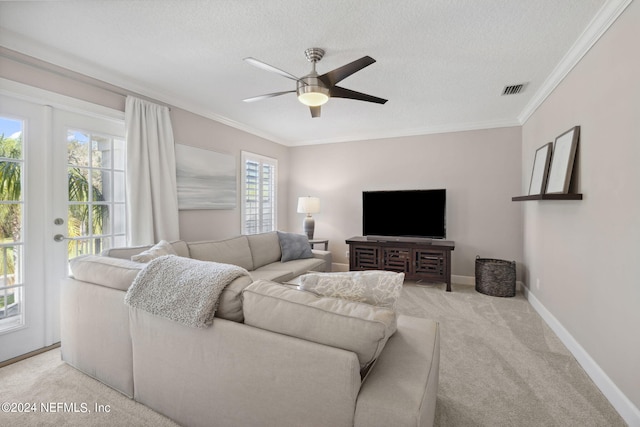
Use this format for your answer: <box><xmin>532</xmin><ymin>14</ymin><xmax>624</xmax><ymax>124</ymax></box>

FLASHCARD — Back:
<box><xmin>277</xmin><ymin>231</ymin><xmax>313</xmax><ymax>262</ymax></box>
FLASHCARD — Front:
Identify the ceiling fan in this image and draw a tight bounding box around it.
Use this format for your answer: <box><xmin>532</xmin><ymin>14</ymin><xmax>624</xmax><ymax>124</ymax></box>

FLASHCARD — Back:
<box><xmin>243</xmin><ymin>48</ymin><xmax>387</xmax><ymax>118</ymax></box>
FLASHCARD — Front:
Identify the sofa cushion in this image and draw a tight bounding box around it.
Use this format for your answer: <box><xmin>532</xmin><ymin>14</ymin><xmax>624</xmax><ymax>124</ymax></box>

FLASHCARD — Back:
<box><xmin>131</xmin><ymin>240</ymin><xmax>177</xmax><ymax>263</ymax></box>
<box><xmin>277</xmin><ymin>257</ymin><xmax>326</xmax><ymax>278</ymax></box>
<box><xmin>246</xmin><ymin>231</ymin><xmax>282</xmax><ymax>269</ymax></box>
<box><xmin>300</xmin><ymin>271</ymin><xmax>404</xmax><ymax>310</ymax></box>
<box><xmin>277</xmin><ymin>231</ymin><xmax>313</xmax><ymax>262</ymax></box>
<box><xmin>248</xmin><ymin>268</ymin><xmax>295</xmax><ymax>283</ymax></box>
<box><xmin>249</xmin><ymin>257</ymin><xmax>325</xmax><ymax>283</ymax></box>
<box><xmin>215</xmin><ymin>275</ymin><xmax>254</xmax><ymax>322</ymax></box>
<box><xmin>242</xmin><ymin>280</ymin><xmax>397</xmax><ymax>370</ymax></box>
<box><xmin>69</xmin><ymin>255</ymin><xmax>144</xmax><ymax>291</ymax></box>
<box><xmin>102</xmin><ymin>240</ymin><xmax>190</xmax><ymax>259</ymax></box>
<box><xmin>188</xmin><ymin>236</ymin><xmax>254</xmax><ymax>271</ymax></box>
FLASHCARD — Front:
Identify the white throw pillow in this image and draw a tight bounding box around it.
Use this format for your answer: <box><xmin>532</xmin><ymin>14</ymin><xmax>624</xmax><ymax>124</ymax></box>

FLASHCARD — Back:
<box><xmin>299</xmin><ymin>271</ymin><xmax>404</xmax><ymax>310</ymax></box>
<box><xmin>131</xmin><ymin>240</ymin><xmax>177</xmax><ymax>263</ymax></box>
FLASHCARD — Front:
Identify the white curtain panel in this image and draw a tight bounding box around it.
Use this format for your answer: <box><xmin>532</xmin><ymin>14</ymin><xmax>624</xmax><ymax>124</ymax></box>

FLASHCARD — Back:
<box><xmin>125</xmin><ymin>96</ymin><xmax>180</xmax><ymax>246</ymax></box>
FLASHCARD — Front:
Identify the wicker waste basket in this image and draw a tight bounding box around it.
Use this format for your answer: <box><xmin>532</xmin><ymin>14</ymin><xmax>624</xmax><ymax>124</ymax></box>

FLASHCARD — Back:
<box><xmin>475</xmin><ymin>257</ymin><xmax>516</xmax><ymax>297</ymax></box>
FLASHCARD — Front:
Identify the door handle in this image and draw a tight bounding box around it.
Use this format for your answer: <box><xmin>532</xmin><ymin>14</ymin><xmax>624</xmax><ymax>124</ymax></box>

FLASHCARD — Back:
<box><xmin>53</xmin><ymin>234</ymin><xmax>69</xmax><ymax>242</ymax></box>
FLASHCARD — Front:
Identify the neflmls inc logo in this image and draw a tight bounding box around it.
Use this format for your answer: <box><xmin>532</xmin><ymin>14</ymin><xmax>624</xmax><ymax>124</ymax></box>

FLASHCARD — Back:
<box><xmin>40</xmin><ymin>402</ymin><xmax>90</xmax><ymax>413</ymax></box>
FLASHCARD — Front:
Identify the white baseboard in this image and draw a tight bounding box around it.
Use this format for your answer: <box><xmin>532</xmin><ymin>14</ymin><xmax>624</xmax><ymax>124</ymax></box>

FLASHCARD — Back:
<box><xmin>523</xmin><ymin>286</ymin><xmax>640</xmax><ymax>427</ymax></box>
<box><xmin>452</xmin><ymin>274</ymin><xmax>474</xmax><ymax>286</ymax></box>
<box><xmin>331</xmin><ymin>263</ymin><xmax>349</xmax><ymax>272</ymax></box>
<box><xmin>452</xmin><ymin>275</ymin><xmax>526</xmax><ymax>293</ymax></box>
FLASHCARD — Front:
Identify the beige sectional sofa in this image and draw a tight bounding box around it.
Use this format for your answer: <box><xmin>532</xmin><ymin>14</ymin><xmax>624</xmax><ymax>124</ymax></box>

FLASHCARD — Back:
<box><xmin>61</xmin><ymin>231</ymin><xmax>440</xmax><ymax>427</ymax></box>
<box><xmin>103</xmin><ymin>231</ymin><xmax>332</xmax><ymax>283</ymax></box>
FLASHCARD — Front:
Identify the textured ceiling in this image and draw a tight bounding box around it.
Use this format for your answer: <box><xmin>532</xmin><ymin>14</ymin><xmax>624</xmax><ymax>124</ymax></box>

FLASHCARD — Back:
<box><xmin>0</xmin><ymin>0</ymin><xmax>620</xmax><ymax>146</ymax></box>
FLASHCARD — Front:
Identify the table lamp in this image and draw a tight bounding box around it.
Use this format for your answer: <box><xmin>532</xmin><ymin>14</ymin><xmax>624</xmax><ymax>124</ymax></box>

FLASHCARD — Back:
<box><xmin>297</xmin><ymin>196</ymin><xmax>320</xmax><ymax>239</ymax></box>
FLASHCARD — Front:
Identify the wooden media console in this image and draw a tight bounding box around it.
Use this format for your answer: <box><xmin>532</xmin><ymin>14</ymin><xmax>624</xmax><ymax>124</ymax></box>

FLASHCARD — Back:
<box><xmin>346</xmin><ymin>236</ymin><xmax>455</xmax><ymax>292</ymax></box>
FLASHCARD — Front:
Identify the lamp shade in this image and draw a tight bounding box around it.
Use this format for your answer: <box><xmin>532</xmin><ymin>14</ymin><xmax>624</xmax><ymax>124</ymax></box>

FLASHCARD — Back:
<box><xmin>297</xmin><ymin>196</ymin><xmax>320</xmax><ymax>214</ymax></box>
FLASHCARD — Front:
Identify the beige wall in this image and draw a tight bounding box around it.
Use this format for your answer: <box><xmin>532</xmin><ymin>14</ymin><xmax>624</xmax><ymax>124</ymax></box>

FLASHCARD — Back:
<box><xmin>521</xmin><ymin>0</ymin><xmax>639</xmax><ymax>413</ymax></box>
<box><xmin>288</xmin><ymin>127</ymin><xmax>524</xmax><ymax>277</ymax></box>
<box><xmin>169</xmin><ymin>108</ymin><xmax>290</xmax><ymax>241</ymax></box>
<box><xmin>0</xmin><ymin>46</ymin><xmax>522</xmax><ymax>279</ymax></box>
<box><xmin>0</xmin><ymin>49</ymin><xmax>290</xmax><ymax>242</ymax></box>
<box><xmin>0</xmin><ymin>49</ymin><xmax>524</xmax><ymax>276</ymax></box>
<box><xmin>3</xmin><ymin>8</ymin><xmax>637</xmax><ymax>416</ymax></box>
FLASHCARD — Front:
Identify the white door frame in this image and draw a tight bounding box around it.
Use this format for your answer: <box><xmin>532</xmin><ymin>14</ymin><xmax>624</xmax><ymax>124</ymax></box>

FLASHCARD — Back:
<box><xmin>0</xmin><ymin>95</ymin><xmax>48</xmax><ymax>360</ymax></box>
<box><xmin>0</xmin><ymin>78</ymin><xmax>124</xmax><ymax>360</ymax></box>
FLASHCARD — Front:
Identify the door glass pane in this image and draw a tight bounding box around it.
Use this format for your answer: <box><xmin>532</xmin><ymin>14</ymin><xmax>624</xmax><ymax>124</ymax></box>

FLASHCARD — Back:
<box><xmin>113</xmin><ymin>171</ymin><xmax>125</xmax><ymax>202</ymax></box>
<box><xmin>0</xmin><ymin>117</ymin><xmax>24</xmax><ymax>330</ymax></box>
<box><xmin>91</xmin><ymin>170</ymin><xmax>104</xmax><ymax>200</ymax></box>
<box><xmin>113</xmin><ymin>138</ymin><xmax>125</xmax><ymax>170</ymax></box>
<box><xmin>68</xmin><ymin>167</ymin><xmax>90</xmax><ymax>202</ymax></box>
<box><xmin>66</xmin><ymin>128</ymin><xmax>126</xmax><ymax>258</ymax></box>
<box><xmin>113</xmin><ymin>203</ymin><xmax>126</xmax><ymax>234</ymax></box>
<box><xmin>91</xmin><ymin>135</ymin><xmax>108</xmax><ymax>168</ymax></box>
<box><xmin>93</xmin><ymin>204</ymin><xmax>109</xmax><ymax>235</ymax></box>
<box><xmin>67</xmin><ymin>130</ymin><xmax>90</xmax><ymax>167</ymax></box>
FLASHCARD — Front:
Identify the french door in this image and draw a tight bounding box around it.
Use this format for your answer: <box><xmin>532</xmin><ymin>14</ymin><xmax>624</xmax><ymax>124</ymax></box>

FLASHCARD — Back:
<box><xmin>0</xmin><ymin>89</ymin><xmax>125</xmax><ymax>362</ymax></box>
<box><xmin>0</xmin><ymin>95</ymin><xmax>48</xmax><ymax>361</ymax></box>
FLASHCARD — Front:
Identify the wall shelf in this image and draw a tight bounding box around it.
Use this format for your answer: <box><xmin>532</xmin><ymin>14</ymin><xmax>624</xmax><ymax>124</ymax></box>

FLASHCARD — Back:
<box><xmin>512</xmin><ymin>194</ymin><xmax>583</xmax><ymax>201</ymax></box>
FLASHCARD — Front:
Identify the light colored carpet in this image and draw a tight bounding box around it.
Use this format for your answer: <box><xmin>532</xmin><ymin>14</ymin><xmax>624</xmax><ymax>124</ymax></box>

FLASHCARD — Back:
<box><xmin>399</xmin><ymin>282</ymin><xmax>625</xmax><ymax>426</ymax></box>
<box><xmin>0</xmin><ymin>347</ymin><xmax>178</xmax><ymax>426</ymax></box>
<box><xmin>0</xmin><ymin>282</ymin><xmax>626</xmax><ymax>426</ymax></box>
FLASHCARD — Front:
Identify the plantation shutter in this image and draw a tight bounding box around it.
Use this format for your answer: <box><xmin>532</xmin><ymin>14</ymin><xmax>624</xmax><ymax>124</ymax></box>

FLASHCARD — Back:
<box><xmin>241</xmin><ymin>152</ymin><xmax>277</xmax><ymax>234</ymax></box>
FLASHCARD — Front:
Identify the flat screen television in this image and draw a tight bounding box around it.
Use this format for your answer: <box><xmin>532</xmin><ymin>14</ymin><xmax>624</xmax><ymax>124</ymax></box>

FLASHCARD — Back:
<box><xmin>362</xmin><ymin>189</ymin><xmax>446</xmax><ymax>240</ymax></box>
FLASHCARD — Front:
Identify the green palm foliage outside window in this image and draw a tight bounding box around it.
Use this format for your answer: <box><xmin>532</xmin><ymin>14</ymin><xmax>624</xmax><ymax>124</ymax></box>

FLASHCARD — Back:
<box><xmin>0</xmin><ymin>132</ymin><xmax>107</xmax><ymax>275</ymax></box>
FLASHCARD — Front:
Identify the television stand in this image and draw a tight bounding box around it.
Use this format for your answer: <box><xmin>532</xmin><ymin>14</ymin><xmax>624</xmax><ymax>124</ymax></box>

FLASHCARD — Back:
<box><xmin>346</xmin><ymin>236</ymin><xmax>455</xmax><ymax>292</ymax></box>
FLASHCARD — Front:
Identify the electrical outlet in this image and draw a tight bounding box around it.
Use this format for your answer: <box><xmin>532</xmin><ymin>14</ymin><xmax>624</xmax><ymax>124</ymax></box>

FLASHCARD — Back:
<box><xmin>346</xmin><ymin>250</ymin><xmax>350</xmax><ymax>258</ymax></box>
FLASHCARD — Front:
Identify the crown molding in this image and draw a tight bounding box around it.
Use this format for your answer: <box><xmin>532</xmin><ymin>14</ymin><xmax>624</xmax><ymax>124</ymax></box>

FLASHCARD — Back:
<box><xmin>518</xmin><ymin>0</ymin><xmax>633</xmax><ymax>124</ymax></box>
<box><xmin>290</xmin><ymin>118</ymin><xmax>522</xmax><ymax>147</ymax></box>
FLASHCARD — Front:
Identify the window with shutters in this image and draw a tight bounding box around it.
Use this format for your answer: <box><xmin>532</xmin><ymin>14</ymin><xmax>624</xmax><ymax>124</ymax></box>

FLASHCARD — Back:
<box><xmin>241</xmin><ymin>151</ymin><xmax>277</xmax><ymax>235</ymax></box>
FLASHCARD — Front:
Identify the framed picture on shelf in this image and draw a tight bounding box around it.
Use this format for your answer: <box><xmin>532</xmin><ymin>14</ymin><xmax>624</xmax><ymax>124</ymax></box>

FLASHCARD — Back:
<box><xmin>528</xmin><ymin>142</ymin><xmax>553</xmax><ymax>195</ymax></box>
<box><xmin>546</xmin><ymin>126</ymin><xmax>580</xmax><ymax>194</ymax></box>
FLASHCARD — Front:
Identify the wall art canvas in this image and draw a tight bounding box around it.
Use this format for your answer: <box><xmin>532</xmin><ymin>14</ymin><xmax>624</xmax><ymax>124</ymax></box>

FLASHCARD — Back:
<box><xmin>546</xmin><ymin>126</ymin><xmax>580</xmax><ymax>194</ymax></box>
<box><xmin>175</xmin><ymin>144</ymin><xmax>236</xmax><ymax>210</ymax></box>
<box><xmin>528</xmin><ymin>142</ymin><xmax>553</xmax><ymax>195</ymax></box>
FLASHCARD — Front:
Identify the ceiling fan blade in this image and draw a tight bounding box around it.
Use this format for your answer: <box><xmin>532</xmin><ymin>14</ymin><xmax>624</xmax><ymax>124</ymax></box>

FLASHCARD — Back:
<box><xmin>310</xmin><ymin>106</ymin><xmax>321</xmax><ymax>118</ymax></box>
<box><xmin>329</xmin><ymin>86</ymin><xmax>388</xmax><ymax>104</ymax></box>
<box><xmin>244</xmin><ymin>57</ymin><xmax>301</xmax><ymax>82</ymax></box>
<box><xmin>243</xmin><ymin>90</ymin><xmax>295</xmax><ymax>103</ymax></box>
<box><xmin>319</xmin><ymin>56</ymin><xmax>376</xmax><ymax>86</ymax></box>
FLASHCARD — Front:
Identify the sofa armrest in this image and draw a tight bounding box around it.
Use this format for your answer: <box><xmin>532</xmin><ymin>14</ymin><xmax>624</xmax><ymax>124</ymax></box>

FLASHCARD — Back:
<box><xmin>312</xmin><ymin>249</ymin><xmax>332</xmax><ymax>271</ymax></box>
<box><xmin>355</xmin><ymin>315</ymin><xmax>440</xmax><ymax>427</ymax></box>
<box><xmin>130</xmin><ymin>309</ymin><xmax>361</xmax><ymax>427</ymax></box>
<box><xmin>61</xmin><ymin>278</ymin><xmax>134</xmax><ymax>397</ymax></box>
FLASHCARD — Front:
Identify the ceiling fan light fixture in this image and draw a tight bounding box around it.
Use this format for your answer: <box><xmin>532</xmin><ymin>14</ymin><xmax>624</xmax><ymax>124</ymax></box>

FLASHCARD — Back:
<box><xmin>245</xmin><ymin>47</ymin><xmax>387</xmax><ymax>115</ymax></box>
<box><xmin>297</xmin><ymin>85</ymin><xmax>329</xmax><ymax>106</ymax></box>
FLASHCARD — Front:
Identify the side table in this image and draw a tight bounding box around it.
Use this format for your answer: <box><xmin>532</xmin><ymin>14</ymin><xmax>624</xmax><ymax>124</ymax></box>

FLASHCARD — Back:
<box><xmin>308</xmin><ymin>238</ymin><xmax>329</xmax><ymax>250</ymax></box>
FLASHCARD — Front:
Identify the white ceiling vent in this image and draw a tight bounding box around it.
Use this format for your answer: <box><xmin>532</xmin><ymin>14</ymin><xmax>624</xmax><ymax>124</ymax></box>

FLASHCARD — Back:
<box><xmin>502</xmin><ymin>83</ymin><xmax>527</xmax><ymax>95</ymax></box>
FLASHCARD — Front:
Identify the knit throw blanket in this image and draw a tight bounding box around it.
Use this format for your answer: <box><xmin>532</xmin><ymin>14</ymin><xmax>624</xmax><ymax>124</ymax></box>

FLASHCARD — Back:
<box><xmin>124</xmin><ymin>255</ymin><xmax>249</xmax><ymax>328</ymax></box>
